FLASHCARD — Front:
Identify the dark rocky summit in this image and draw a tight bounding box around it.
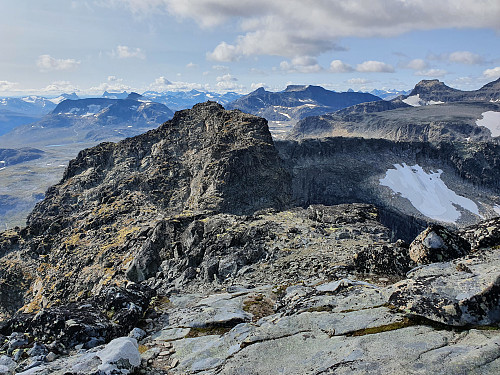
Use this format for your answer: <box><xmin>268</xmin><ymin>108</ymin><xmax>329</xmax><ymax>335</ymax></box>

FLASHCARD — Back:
<box><xmin>0</xmin><ymin>102</ymin><xmax>499</xmax><ymax>374</ymax></box>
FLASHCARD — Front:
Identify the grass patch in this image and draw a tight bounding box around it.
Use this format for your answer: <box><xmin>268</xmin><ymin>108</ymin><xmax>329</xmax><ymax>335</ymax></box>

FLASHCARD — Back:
<box><xmin>243</xmin><ymin>293</ymin><xmax>275</xmax><ymax>322</ymax></box>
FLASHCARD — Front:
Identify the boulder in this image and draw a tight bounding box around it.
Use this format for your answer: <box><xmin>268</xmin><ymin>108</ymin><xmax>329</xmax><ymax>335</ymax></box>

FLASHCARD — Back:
<box><xmin>409</xmin><ymin>225</ymin><xmax>470</xmax><ymax>264</ymax></box>
<box><xmin>390</xmin><ymin>249</ymin><xmax>500</xmax><ymax>326</ymax></box>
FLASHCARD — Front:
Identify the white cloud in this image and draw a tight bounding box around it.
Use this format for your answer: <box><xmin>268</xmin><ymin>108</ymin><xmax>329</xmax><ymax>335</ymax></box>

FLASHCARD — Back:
<box><xmin>448</xmin><ymin>51</ymin><xmax>484</xmax><ymax>65</ymax></box>
<box><xmin>0</xmin><ymin>81</ymin><xmax>19</xmax><ymax>92</ymax></box>
<box><xmin>88</xmin><ymin>76</ymin><xmax>132</xmax><ymax>94</ymax></box>
<box><xmin>42</xmin><ymin>81</ymin><xmax>78</xmax><ymax>93</ymax></box>
<box><xmin>483</xmin><ymin>67</ymin><xmax>500</xmax><ymax>80</ymax></box>
<box><xmin>280</xmin><ymin>56</ymin><xmax>323</xmax><ymax>73</ymax></box>
<box><xmin>102</xmin><ymin>0</ymin><xmax>500</xmax><ymax>60</ymax></box>
<box><xmin>250</xmin><ymin>82</ymin><xmax>267</xmax><ymax>90</ymax></box>
<box><xmin>415</xmin><ymin>69</ymin><xmax>448</xmax><ymax>78</ymax></box>
<box><xmin>356</xmin><ymin>61</ymin><xmax>395</xmax><ymax>73</ymax></box>
<box><xmin>215</xmin><ymin>73</ymin><xmax>243</xmax><ymax>91</ymax></box>
<box><xmin>207</xmin><ymin>42</ymin><xmax>239</xmax><ymax>62</ymax></box>
<box><xmin>36</xmin><ymin>55</ymin><xmax>81</xmax><ymax>72</ymax></box>
<box><xmin>405</xmin><ymin>59</ymin><xmax>428</xmax><ymax>70</ymax></box>
<box><xmin>212</xmin><ymin>65</ymin><xmax>230</xmax><ymax>71</ymax></box>
<box><xmin>330</xmin><ymin>60</ymin><xmax>354</xmax><ymax>73</ymax></box>
<box><xmin>147</xmin><ymin>76</ymin><xmax>208</xmax><ymax>92</ymax></box>
<box><xmin>347</xmin><ymin>78</ymin><xmax>370</xmax><ymax>85</ymax></box>
<box><xmin>112</xmin><ymin>45</ymin><xmax>145</xmax><ymax>59</ymax></box>
<box><xmin>186</xmin><ymin>62</ymin><xmax>198</xmax><ymax>68</ymax></box>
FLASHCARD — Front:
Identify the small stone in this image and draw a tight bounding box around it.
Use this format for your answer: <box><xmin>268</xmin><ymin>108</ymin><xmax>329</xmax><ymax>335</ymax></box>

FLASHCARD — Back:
<box><xmin>129</xmin><ymin>327</ymin><xmax>147</xmax><ymax>341</ymax></box>
<box><xmin>171</xmin><ymin>358</ymin><xmax>179</xmax><ymax>368</ymax></box>
<box><xmin>159</xmin><ymin>351</ymin><xmax>170</xmax><ymax>356</ymax></box>
<box><xmin>46</xmin><ymin>352</ymin><xmax>57</xmax><ymax>362</ymax></box>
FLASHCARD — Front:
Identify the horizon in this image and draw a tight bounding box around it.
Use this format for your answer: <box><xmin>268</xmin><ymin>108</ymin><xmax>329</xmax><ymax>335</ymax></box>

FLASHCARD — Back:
<box><xmin>1</xmin><ymin>1</ymin><xmax>500</xmax><ymax>97</ymax></box>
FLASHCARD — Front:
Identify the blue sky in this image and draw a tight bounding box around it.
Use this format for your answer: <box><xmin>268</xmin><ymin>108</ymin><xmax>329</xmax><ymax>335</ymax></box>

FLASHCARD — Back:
<box><xmin>1</xmin><ymin>0</ymin><xmax>499</xmax><ymax>96</ymax></box>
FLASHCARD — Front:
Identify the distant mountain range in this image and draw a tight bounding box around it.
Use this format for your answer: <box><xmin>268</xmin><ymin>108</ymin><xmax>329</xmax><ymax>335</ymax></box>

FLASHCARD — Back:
<box><xmin>226</xmin><ymin>85</ymin><xmax>382</xmax><ymax>122</ymax></box>
<box><xmin>0</xmin><ymin>93</ymin><xmax>174</xmax><ymax>147</ymax></box>
<box><xmin>290</xmin><ymin>78</ymin><xmax>500</xmax><ymax>143</ymax></box>
<box><xmin>369</xmin><ymin>88</ymin><xmax>410</xmax><ymax>100</ymax></box>
<box><xmin>141</xmin><ymin>89</ymin><xmax>242</xmax><ymax>111</ymax></box>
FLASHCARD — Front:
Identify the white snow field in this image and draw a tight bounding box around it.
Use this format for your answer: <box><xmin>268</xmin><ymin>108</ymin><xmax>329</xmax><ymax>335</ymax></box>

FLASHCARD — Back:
<box><xmin>380</xmin><ymin>163</ymin><xmax>481</xmax><ymax>223</ymax></box>
<box><xmin>476</xmin><ymin>111</ymin><xmax>500</xmax><ymax>137</ymax></box>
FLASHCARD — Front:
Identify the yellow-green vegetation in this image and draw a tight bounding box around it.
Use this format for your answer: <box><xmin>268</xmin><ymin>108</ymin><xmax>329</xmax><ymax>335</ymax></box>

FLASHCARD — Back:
<box><xmin>243</xmin><ymin>293</ymin><xmax>275</xmax><ymax>322</ymax></box>
<box><xmin>148</xmin><ymin>296</ymin><xmax>172</xmax><ymax>316</ymax></box>
<box><xmin>138</xmin><ymin>344</ymin><xmax>150</xmax><ymax>354</ymax></box>
<box><xmin>100</xmin><ymin>226</ymin><xmax>140</xmax><ymax>252</ymax></box>
<box><xmin>185</xmin><ymin>326</ymin><xmax>232</xmax><ymax>338</ymax></box>
<box><xmin>347</xmin><ymin>318</ymin><xmax>414</xmax><ymax>336</ymax></box>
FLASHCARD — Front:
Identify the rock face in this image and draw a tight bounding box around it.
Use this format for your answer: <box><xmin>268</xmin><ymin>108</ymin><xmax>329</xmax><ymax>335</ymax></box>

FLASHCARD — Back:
<box><xmin>0</xmin><ymin>102</ymin><xmax>291</xmax><ymax>316</ymax></box>
<box><xmin>409</xmin><ymin>224</ymin><xmax>471</xmax><ymax>264</ymax></box>
<box><xmin>405</xmin><ymin>78</ymin><xmax>500</xmax><ymax>103</ymax></box>
<box><xmin>390</xmin><ymin>248</ymin><xmax>500</xmax><ymax>326</ymax></box>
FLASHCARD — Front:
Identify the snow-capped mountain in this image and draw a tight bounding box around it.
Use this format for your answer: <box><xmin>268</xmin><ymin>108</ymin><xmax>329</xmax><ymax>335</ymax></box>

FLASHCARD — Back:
<box><xmin>370</xmin><ymin>89</ymin><xmax>410</xmax><ymax>100</ymax></box>
<box><xmin>141</xmin><ymin>89</ymin><xmax>242</xmax><ymax>111</ymax></box>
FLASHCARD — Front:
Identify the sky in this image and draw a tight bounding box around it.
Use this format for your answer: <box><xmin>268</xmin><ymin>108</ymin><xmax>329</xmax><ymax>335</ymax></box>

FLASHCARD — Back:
<box><xmin>1</xmin><ymin>0</ymin><xmax>500</xmax><ymax>97</ymax></box>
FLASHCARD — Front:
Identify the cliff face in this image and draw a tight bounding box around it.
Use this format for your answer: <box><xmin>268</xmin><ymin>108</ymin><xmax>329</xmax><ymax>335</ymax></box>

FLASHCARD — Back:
<box><xmin>276</xmin><ymin>137</ymin><xmax>500</xmax><ymax>240</ymax></box>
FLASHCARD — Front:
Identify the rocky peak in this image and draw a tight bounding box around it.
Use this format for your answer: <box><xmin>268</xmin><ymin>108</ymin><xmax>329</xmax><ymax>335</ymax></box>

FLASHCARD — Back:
<box><xmin>408</xmin><ymin>79</ymin><xmax>459</xmax><ymax>98</ymax></box>
<box><xmin>27</xmin><ymin>101</ymin><xmax>291</xmax><ymax>235</ymax></box>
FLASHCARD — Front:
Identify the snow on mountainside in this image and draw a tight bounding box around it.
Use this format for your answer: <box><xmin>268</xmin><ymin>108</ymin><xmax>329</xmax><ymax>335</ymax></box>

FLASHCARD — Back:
<box><xmin>380</xmin><ymin>163</ymin><xmax>481</xmax><ymax>223</ymax></box>
<box><xmin>476</xmin><ymin>111</ymin><xmax>500</xmax><ymax>137</ymax></box>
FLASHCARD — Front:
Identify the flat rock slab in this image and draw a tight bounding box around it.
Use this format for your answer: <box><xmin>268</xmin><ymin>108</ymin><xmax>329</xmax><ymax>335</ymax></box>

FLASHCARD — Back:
<box><xmin>390</xmin><ymin>249</ymin><xmax>500</xmax><ymax>326</ymax></box>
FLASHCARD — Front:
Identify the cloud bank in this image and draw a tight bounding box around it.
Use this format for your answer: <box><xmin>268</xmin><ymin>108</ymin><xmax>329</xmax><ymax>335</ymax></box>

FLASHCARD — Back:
<box><xmin>103</xmin><ymin>0</ymin><xmax>500</xmax><ymax>60</ymax></box>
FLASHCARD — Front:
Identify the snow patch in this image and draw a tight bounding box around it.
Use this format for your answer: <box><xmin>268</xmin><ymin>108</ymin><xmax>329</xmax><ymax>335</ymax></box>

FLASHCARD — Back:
<box><xmin>380</xmin><ymin>163</ymin><xmax>481</xmax><ymax>223</ymax></box>
<box><xmin>278</xmin><ymin>112</ymin><xmax>291</xmax><ymax>119</ymax></box>
<box><xmin>402</xmin><ymin>94</ymin><xmax>422</xmax><ymax>107</ymax></box>
<box><xmin>402</xmin><ymin>94</ymin><xmax>444</xmax><ymax>107</ymax></box>
<box><xmin>476</xmin><ymin>111</ymin><xmax>500</xmax><ymax>137</ymax></box>
<box><xmin>494</xmin><ymin>205</ymin><xmax>500</xmax><ymax>215</ymax></box>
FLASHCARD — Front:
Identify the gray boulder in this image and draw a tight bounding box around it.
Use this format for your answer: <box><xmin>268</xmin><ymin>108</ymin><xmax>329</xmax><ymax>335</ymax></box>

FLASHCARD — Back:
<box><xmin>409</xmin><ymin>225</ymin><xmax>470</xmax><ymax>264</ymax></box>
<box><xmin>390</xmin><ymin>249</ymin><xmax>500</xmax><ymax>326</ymax></box>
